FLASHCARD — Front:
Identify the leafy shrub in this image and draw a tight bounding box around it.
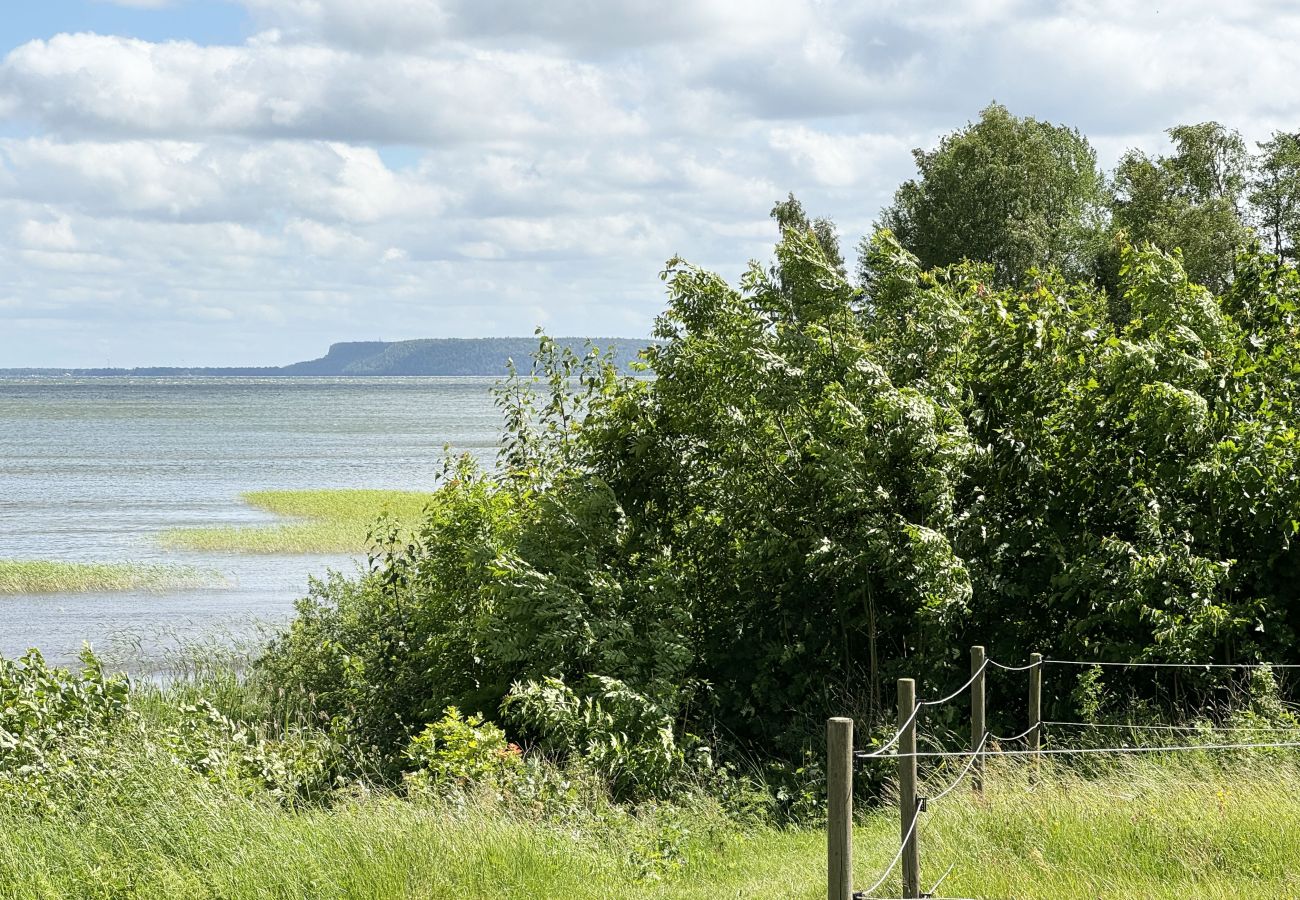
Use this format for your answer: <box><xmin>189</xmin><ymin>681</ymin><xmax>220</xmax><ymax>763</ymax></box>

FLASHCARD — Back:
<box><xmin>256</xmin><ymin>459</ymin><xmax>520</xmax><ymax>770</ymax></box>
<box><xmin>169</xmin><ymin>699</ymin><xmax>348</xmax><ymax>805</ymax></box>
<box><xmin>0</xmin><ymin>648</ymin><xmax>130</xmax><ymax>809</ymax></box>
<box><xmin>404</xmin><ymin>707</ymin><xmax>521</xmax><ymax>796</ymax></box>
<box><xmin>505</xmin><ymin>676</ymin><xmax>705</xmax><ymax>801</ymax></box>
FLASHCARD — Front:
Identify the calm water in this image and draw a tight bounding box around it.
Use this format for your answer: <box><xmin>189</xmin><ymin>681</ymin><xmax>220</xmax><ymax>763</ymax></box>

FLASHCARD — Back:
<box><xmin>0</xmin><ymin>377</ymin><xmax>502</xmax><ymax>669</ymax></box>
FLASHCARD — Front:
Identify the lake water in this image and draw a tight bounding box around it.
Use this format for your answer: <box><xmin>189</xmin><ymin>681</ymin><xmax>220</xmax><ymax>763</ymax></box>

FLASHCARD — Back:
<box><xmin>0</xmin><ymin>377</ymin><xmax>502</xmax><ymax>670</ymax></box>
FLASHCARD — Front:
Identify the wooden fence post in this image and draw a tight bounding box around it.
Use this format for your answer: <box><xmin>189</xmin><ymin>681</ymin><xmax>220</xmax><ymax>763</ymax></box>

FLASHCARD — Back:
<box><xmin>899</xmin><ymin>678</ymin><xmax>920</xmax><ymax>898</ymax></box>
<box><xmin>827</xmin><ymin>717</ymin><xmax>853</xmax><ymax>900</ymax></box>
<box><xmin>971</xmin><ymin>645</ymin><xmax>986</xmax><ymax>794</ymax></box>
<box><xmin>1029</xmin><ymin>652</ymin><xmax>1043</xmax><ymax>761</ymax></box>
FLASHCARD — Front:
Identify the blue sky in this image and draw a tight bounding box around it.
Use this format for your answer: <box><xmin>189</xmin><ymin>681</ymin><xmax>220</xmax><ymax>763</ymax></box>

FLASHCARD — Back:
<box><xmin>0</xmin><ymin>2</ymin><xmax>248</xmax><ymax>49</ymax></box>
<box><xmin>3</xmin><ymin>1</ymin><xmax>1300</xmax><ymax>367</ymax></box>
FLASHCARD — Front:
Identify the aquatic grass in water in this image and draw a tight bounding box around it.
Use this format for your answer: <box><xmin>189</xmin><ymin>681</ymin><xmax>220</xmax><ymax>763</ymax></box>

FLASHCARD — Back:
<box><xmin>162</xmin><ymin>489</ymin><xmax>438</xmax><ymax>554</ymax></box>
<box><xmin>0</xmin><ymin>561</ymin><xmax>215</xmax><ymax>595</ymax></box>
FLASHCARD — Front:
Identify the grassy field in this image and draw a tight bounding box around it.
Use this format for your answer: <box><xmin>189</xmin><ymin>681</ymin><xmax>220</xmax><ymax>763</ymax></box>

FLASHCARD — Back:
<box><xmin>162</xmin><ymin>489</ymin><xmax>438</xmax><ymax>554</ymax></box>
<box><xmin>4</xmin><ymin>754</ymin><xmax>1300</xmax><ymax>899</ymax></box>
<box><xmin>0</xmin><ymin>560</ymin><xmax>215</xmax><ymax>594</ymax></box>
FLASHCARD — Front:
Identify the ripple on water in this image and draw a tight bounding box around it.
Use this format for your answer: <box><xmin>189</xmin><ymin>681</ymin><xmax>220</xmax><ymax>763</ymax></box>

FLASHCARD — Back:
<box><xmin>0</xmin><ymin>377</ymin><xmax>502</xmax><ymax>670</ymax></box>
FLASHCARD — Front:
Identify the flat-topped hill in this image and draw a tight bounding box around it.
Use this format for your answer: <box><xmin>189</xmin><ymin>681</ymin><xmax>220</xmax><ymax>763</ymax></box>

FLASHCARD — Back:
<box><xmin>1</xmin><ymin>337</ymin><xmax>651</xmax><ymax>377</ymax></box>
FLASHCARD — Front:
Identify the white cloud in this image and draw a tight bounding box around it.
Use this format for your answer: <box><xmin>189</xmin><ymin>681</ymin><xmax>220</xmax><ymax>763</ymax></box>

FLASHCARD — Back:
<box><xmin>4</xmin><ymin>1</ymin><xmax>1300</xmax><ymax>366</ymax></box>
<box><xmin>238</xmin><ymin>0</ymin><xmax>814</xmax><ymax>54</ymax></box>
<box><xmin>768</xmin><ymin>128</ymin><xmax>912</xmax><ymax>188</ymax></box>
<box><xmin>0</xmin><ymin>33</ymin><xmax>643</xmax><ymax>144</ymax></box>
<box><xmin>0</xmin><ymin>138</ymin><xmax>448</xmax><ymax>224</ymax></box>
<box><xmin>17</xmin><ymin>248</ymin><xmax>122</xmax><ymax>273</ymax></box>
<box><xmin>17</xmin><ymin>216</ymin><xmax>77</xmax><ymax>251</ymax></box>
<box><xmin>285</xmin><ymin>218</ymin><xmax>375</xmax><ymax>259</ymax></box>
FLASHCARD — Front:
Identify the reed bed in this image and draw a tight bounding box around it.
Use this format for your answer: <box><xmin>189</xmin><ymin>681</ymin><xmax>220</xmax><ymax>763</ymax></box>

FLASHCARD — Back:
<box><xmin>0</xmin><ymin>560</ymin><xmax>214</xmax><ymax>594</ymax></box>
<box><xmin>162</xmin><ymin>489</ymin><xmax>437</xmax><ymax>554</ymax></box>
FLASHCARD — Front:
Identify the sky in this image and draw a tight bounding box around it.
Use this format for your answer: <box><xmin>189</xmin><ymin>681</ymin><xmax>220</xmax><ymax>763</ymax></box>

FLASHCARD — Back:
<box><xmin>3</xmin><ymin>1</ymin><xmax>1300</xmax><ymax>367</ymax></box>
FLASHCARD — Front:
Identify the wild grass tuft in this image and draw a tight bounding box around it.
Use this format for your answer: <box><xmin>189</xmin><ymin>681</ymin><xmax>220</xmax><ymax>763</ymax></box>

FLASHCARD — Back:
<box><xmin>161</xmin><ymin>489</ymin><xmax>438</xmax><ymax>554</ymax></box>
<box><xmin>0</xmin><ymin>560</ymin><xmax>216</xmax><ymax>595</ymax></box>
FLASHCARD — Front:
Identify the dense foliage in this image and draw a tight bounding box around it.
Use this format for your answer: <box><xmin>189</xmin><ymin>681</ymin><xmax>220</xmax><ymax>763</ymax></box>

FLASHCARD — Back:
<box><xmin>880</xmin><ymin>102</ymin><xmax>1106</xmax><ymax>284</ymax></box>
<box><xmin>255</xmin><ymin>103</ymin><xmax>1300</xmax><ymax>789</ymax></box>
<box><xmin>258</xmin><ymin>212</ymin><xmax>1300</xmax><ymax>789</ymax></box>
<box><xmin>1112</xmin><ymin>123</ymin><xmax>1255</xmax><ymax>292</ymax></box>
<box><xmin>881</xmin><ymin>105</ymin><xmax>1300</xmax><ymax>296</ymax></box>
<box><xmin>16</xmin><ymin>103</ymin><xmax>1300</xmax><ymax>800</ymax></box>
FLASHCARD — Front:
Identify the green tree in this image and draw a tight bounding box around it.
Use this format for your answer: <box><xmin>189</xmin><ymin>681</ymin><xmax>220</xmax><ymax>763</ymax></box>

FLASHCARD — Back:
<box><xmin>262</xmin><ymin>201</ymin><xmax>1300</xmax><ymax>781</ymax></box>
<box><xmin>770</xmin><ymin>192</ymin><xmax>845</xmax><ymax>276</ymax></box>
<box><xmin>877</xmin><ymin>102</ymin><xmax>1106</xmax><ymax>285</ymax></box>
<box><xmin>1112</xmin><ymin>122</ymin><xmax>1254</xmax><ymax>291</ymax></box>
<box><xmin>1251</xmin><ymin>131</ymin><xmax>1300</xmax><ymax>261</ymax></box>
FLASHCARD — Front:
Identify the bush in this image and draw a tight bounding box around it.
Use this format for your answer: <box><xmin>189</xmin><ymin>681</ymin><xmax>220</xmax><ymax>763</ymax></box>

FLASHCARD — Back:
<box><xmin>0</xmin><ymin>648</ymin><xmax>130</xmax><ymax>809</ymax></box>
<box><xmin>404</xmin><ymin>707</ymin><xmax>521</xmax><ymax>796</ymax></box>
<box><xmin>168</xmin><ymin>699</ymin><xmax>350</xmax><ymax>805</ymax></box>
<box><xmin>504</xmin><ymin>675</ymin><xmax>703</xmax><ymax>801</ymax></box>
<box><xmin>256</xmin><ymin>459</ymin><xmax>520</xmax><ymax>770</ymax></box>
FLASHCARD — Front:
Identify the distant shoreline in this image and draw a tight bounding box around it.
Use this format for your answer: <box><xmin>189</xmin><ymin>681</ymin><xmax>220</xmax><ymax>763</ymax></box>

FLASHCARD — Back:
<box><xmin>1</xmin><ymin>337</ymin><xmax>653</xmax><ymax>378</ymax></box>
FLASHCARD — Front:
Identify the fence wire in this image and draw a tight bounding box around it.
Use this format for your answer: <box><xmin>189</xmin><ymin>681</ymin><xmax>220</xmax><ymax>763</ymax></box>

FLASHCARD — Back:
<box><xmin>1044</xmin><ymin>658</ymin><xmax>1300</xmax><ymax>669</ymax></box>
<box><xmin>856</xmin><ymin>798</ymin><xmax>921</xmax><ymax>899</ymax></box>
<box><xmin>880</xmin><ymin>739</ymin><xmax>1300</xmax><ymax>759</ymax></box>
<box><xmin>988</xmin><ymin>658</ymin><xmax>1042</xmax><ymax>671</ymax></box>
<box><xmin>845</xmin><ymin>653</ymin><xmax>1300</xmax><ymax>900</ymax></box>
<box><xmin>856</xmin><ymin>701</ymin><xmax>922</xmax><ymax>759</ymax></box>
<box><xmin>1043</xmin><ymin>720</ymin><xmax>1300</xmax><ymax>733</ymax></box>
<box><xmin>927</xmin><ymin>732</ymin><xmax>989</xmax><ymax>802</ymax></box>
<box><xmin>989</xmin><ymin>723</ymin><xmax>1036</xmax><ymax>743</ymax></box>
<box><xmin>920</xmin><ymin>657</ymin><xmax>990</xmax><ymax>707</ymax></box>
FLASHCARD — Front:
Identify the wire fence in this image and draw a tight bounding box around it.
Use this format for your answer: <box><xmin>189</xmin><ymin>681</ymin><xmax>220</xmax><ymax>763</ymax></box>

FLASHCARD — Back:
<box><xmin>1043</xmin><ymin>658</ymin><xmax>1300</xmax><ymax>669</ymax></box>
<box><xmin>857</xmin><ymin>701</ymin><xmax>924</xmax><ymax>759</ymax></box>
<box><xmin>926</xmin><ymin>732</ymin><xmax>988</xmax><ymax>803</ymax></box>
<box><xmin>1043</xmin><ymin>719</ymin><xmax>1300</xmax><ymax>733</ymax></box>
<box><xmin>918</xmin><ymin>657</ymin><xmax>990</xmax><ymax>707</ymax></box>
<box><xmin>840</xmin><ymin>651</ymin><xmax>1300</xmax><ymax>900</ymax></box>
<box><xmin>892</xmin><ymin>739</ymin><xmax>1300</xmax><ymax>759</ymax></box>
<box><xmin>855</xmin><ymin>800</ymin><xmax>921</xmax><ymax>899</ymax></box>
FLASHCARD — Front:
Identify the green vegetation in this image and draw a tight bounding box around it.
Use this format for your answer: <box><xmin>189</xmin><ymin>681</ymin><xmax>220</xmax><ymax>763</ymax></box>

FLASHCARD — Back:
<box><xmin>10</xmin><ymin>762</ymin><xmax>1300</xmax><ymax>899</ymax></box>
<box><xmin>257</xmin><ymin>214</ymin><xmax>1300</xmax><ymax>778</ymax></box>
<box><xmin>0</xmin><ymin>560</ymin><xmax>213</xmax><ymax>594</ymax></box>
<box><xmin>18</xmin><ymin>104</ymin><xmax>1300</xmax><ymax>897</ymax></box>
<box><xmin>163</xmin><ymin>489</ymin><xmax>437</xmax><ymax>553</ymax></box>
<box><xmin>1111</xmin><ymin>123</ymin><xmax>1255</xmax><ymax>293</ymax></box>
<box><xmin>5</xmin><ymin>650</ymin><xmax>1300</xmax><ymax>898</ymax></box>
<box><xmin>881</xmin><ymin>104</ymin><xmax>1300</xmax><ymax>294</ymax></box>
<box><xmin>880</xmin><ymin>102</ymin><xmax>1106</xmax><ymax>284</ymax></box>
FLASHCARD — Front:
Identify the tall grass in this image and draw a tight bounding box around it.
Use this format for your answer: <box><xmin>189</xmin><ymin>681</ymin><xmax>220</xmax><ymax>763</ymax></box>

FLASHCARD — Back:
<box><xmin>5</xmin><ymin>747</ymin><xmax>1300</xmax><ymax>898</ymax></box>
<box><xmin>875</xmin><ymin>755</ymin><xmax>1300</xmax><ymax>898</ymax></box>
<box><xmin>162</xmin><ymin>489</ymin><xmax>437</xmax><ymax>554</ymax></box>
<box><xmin>0</xmin><ymin>560</ymin><xmax>215</xmax><ymax>594</ymax></box>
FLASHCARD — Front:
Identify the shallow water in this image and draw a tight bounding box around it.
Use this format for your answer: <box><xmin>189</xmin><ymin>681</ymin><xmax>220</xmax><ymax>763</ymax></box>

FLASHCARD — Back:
<box><xmin>0</xmin><ymin>377</ymin><xmax>502</xmax><ymax>669</ymax></box>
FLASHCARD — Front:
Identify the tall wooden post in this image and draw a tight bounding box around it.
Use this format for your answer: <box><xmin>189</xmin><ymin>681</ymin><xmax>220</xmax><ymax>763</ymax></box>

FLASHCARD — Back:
<box><xmin>1029</xmin><ymin>652</ymin><xmax>1044</xmax><ymax>760</ymax></box>
<box><xmin>899</xmin><ymin>678</ymin><xmax>920</xmax><ymax>898</ymax></box>
<box><xmin>971</xmin><ymin>645</ymin><xmax>986</xmax><ymax>794</ymax></box>
<box><xmin>827</xmin><ymin>717</ymin><xmax>854</xmax><ymax>900</ymax></box>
